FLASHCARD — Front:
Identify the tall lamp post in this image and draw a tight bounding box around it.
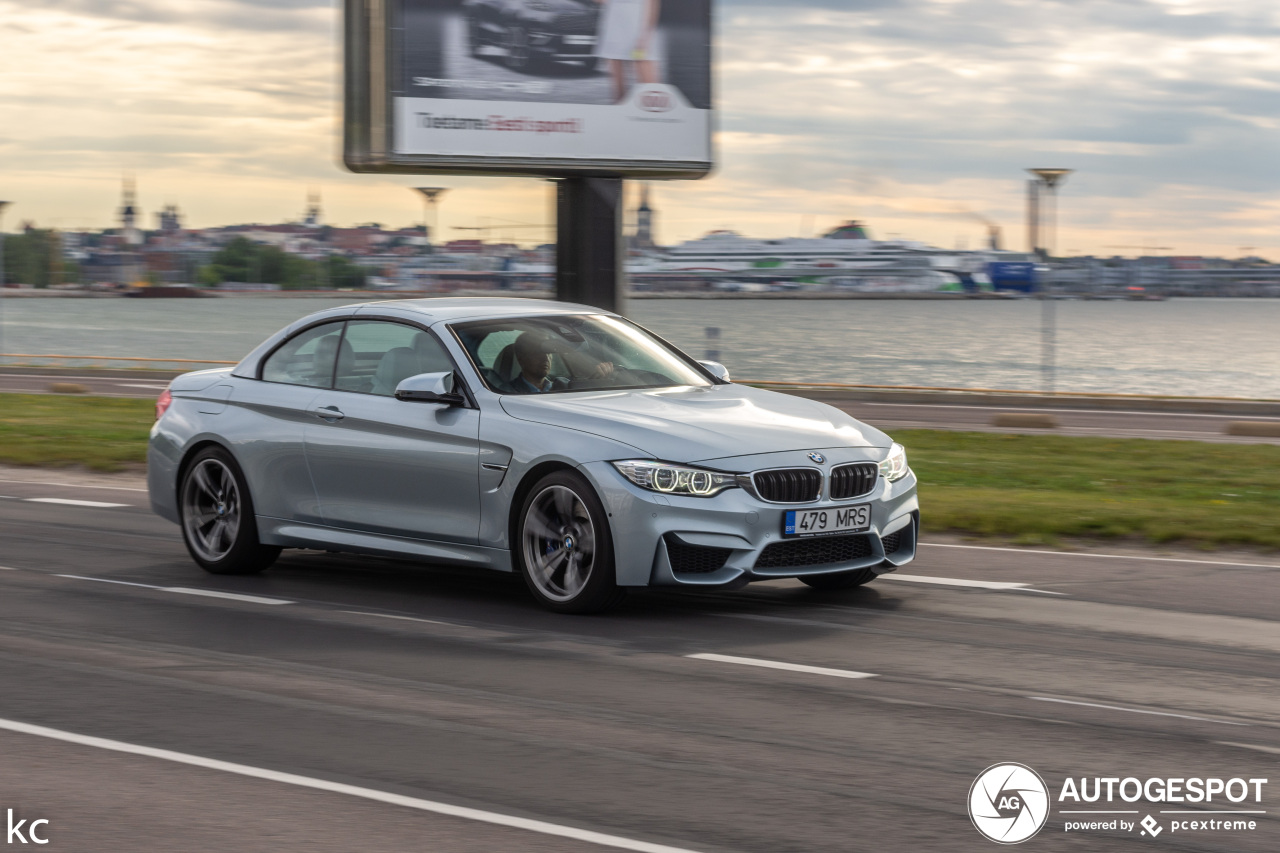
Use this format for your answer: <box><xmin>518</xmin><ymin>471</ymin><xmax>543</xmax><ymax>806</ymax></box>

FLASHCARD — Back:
<box><xmin>1027</xmin><ymin>169</ymin><xmax>1072</xmax><ymax>259</ymax></box>
<box><xmin>412</xmin><ymin>187</ymin><xmax>448</xmax><ymax>254</ymax></box>
<box><xmin>1026</xmin><ymin>169</ymin><xmax>1072</xmax><ymax>394</ymax></box>
<box><xmin>0</xmin><ymin>201</ymin><xmax>10</xmax><ymax>367</ymax></box>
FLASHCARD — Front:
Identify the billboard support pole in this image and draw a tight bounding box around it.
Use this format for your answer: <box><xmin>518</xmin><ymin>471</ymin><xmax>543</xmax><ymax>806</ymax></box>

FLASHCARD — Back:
<box><xmin>556</xmin><ymin>176</ymin><xmax>626</xmax><ymax>315</ymax></box>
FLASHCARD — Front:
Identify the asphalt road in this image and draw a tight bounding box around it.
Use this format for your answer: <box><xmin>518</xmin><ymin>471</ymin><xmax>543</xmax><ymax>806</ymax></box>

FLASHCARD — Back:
<box><xmin>0</xmin><ymin>473</ymin><xmax>1276</xmax><ymax>851</ymax></box>
<box><xmin>4</xmin><ymin>371</ymin><xmax>1279</xmax><ymax>444</ymax></box>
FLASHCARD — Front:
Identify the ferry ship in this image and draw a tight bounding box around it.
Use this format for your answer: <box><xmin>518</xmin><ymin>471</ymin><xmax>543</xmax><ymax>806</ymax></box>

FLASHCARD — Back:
<box><xmin>633</xmin><ymin>221</ymin><xmax>1003</xmax><ymax>292</ymax></box>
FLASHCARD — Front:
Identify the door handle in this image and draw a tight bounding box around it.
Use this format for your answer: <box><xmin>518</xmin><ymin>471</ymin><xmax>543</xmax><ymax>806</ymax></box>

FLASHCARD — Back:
<box><xmin>312</xmin><ymin>405</ymin><xmax>345</xmax><ymax>422</ymax></box>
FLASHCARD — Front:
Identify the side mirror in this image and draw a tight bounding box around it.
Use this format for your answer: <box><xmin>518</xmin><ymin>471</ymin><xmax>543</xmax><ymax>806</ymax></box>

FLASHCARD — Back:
<box><xmin>699</xmin><ymin>360</ymin><xmax>731</xmax><ymax>383</ymax></box>
<box><xmin>395</xmin><ymin>372</ymin><xmax>466</xmax><ymax>405</ymax></box>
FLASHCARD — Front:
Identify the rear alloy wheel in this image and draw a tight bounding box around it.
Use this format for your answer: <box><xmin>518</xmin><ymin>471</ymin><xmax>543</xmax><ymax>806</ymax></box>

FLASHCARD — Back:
<box><xmin>518</xmin><ymin>471</ymin><xmax>625</xmax><ymax>614</ymax></box>
<box><xmin>179</xmin><ymin>447</ymin><xmax>280</xmax><ymax>575</ymax></box>
<box><xmin>799</xmin><ymin>567</ymin><xmax>877</xmax><ymax>591</ymax></box>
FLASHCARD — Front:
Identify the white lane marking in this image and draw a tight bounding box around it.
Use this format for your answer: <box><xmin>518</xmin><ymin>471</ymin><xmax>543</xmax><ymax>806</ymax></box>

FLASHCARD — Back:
<box><xmin>115</xmin><ymin>383</ymin><xmax>171</xmax><ymax>390</ymax></box>
<box><xmin>58</xmin><ymin>574</ymin><xmax>157</xmax><ymax>589</ymax></box>
<box><xmin>341</xmin><ymin>611</ymin><xmax>451</xmax><ymax>626</ymax></box>
<box><xmin>0</xmin><ymin>478</ymin><xmax>148</xmax><ymax>493</ymax></box>
<box><xmin>0</xmin><ymin>717</ymin><xmax>705</xmax><ymax>853</ymax></box>
<box><xmin>57</xmin><ymin>575</ymin><xmax>291</xmax><ymax>606</ymax></box>
<box><xmin>24</xmin><ymin>497</ymin><xmax>130</xmax><ymax>508</ymax></box>
<box><xmin>921</xmin><ymin>542</ymin><xmax>1280</xmax><ymax>571</ymax></box>
<box><xmin>1216</xmin><ymin>741</ymin><xmax>1280</xmax><ymax>756</ymax></box>
<box><xmin>881</xmin><ymin>573</ymin><xmax>1036</xmax><ymax>591</ymax></box>
<box><xmin>687</xmin><ymin>653</ymin><xmax>877</xmax><ymax>680</ymax></box>
<box><xmin>1029</xmin><ymin>697</ymin><xmax>1249</xmax><ymax>726</ymax></box>
<box><xmin>0</xmin><ymin>566</ymin><xmax>17</xmax><ymax>571</ymax></box>
<box><xmin>163</xmin><ymin>587</ymin><xmax>293</xmax><ymax>606</ymax></box>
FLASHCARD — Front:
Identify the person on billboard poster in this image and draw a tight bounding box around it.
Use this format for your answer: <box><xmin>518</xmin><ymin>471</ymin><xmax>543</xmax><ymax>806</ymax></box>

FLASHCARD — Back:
<box><xmin>594</xmin><ymin>0</ymin><xmax>661</xmax><ymax>103</ymax></box>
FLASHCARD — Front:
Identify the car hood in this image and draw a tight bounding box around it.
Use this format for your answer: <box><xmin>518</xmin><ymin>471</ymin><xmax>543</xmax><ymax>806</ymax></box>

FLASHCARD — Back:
<box><xmin>499</xmin><ymin>384</ymin><xmax>890</xmax><ymax>467</ymax></box>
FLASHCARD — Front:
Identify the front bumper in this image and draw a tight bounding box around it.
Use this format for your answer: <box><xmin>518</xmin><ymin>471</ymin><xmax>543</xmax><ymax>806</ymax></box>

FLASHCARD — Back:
<box><xmin>579</xmin><ymin>460</ymin><xmax>920</xmax><ymax>588</ymax></box>
<box><xmin>531</xmin><ymin>31</ymin><xmax>596</xmax><ymax>60</ymax></box>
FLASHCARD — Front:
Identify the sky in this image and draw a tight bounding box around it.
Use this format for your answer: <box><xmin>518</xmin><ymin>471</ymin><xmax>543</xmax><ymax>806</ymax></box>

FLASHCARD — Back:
<box><xmin>2</xmin><ymin>0</ymin><xmax>1277</xmax><ymax>257</ymax></box>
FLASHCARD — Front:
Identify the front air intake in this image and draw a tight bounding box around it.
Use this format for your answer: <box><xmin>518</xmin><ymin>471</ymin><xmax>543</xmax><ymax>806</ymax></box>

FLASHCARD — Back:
<box><xmin>755</xmin><ymin>534</ymin><xmax>874</xmax><ymax>569</ymax></box>
<box><xmin>664</xmin><ymin>535</ymin><xmax>733</xmax><ymax>575</ymax></box>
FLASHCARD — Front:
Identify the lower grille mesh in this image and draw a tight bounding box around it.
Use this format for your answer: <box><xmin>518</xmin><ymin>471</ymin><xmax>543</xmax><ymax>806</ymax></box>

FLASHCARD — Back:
<box><xmin>882</xmin><ymin>530</ymin><xmax>903</xmax><ymax>555</ymax></box>
<box><xmin>755</xmin><ymin>535</ymin><xmax>873</xmax><ymax>570</ymax></box>
<box><xmin>665</xmin><ymin>536</ymin><xmax>733</xmax><ymax>575</ymax></box>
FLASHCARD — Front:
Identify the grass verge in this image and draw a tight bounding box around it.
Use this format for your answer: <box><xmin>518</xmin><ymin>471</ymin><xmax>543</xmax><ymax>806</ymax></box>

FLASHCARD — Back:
<box><xmin>0</xmin><ymin>393</ymin><xmax>153</xmax><ymax>472</ymax></box>
<box><xmin>1</xmin><ymin>394</ymin><xmax>1277</xmax><ymax>550</ymax></box>
<box><xmin>896</xmin><ymin>429</ymin><xmax>1280</xmax><ymax>550</ymax></box>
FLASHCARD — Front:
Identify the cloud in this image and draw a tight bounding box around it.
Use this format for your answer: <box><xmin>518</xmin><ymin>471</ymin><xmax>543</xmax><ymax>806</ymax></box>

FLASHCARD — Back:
<box><xmin>1</xmin><ymin>0</ymin><xmax>1277</xmax><ymax>256</ymax></box>
<box><xmin>33</xmin><ymin>0</ymin><xmax>329</xmax><ymax>32</ymax></box>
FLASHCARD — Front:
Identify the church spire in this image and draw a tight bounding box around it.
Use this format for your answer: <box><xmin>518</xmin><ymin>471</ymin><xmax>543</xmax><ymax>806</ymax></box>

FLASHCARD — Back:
<box><xmin>634</xmin><ymin>184</ymin><xmax>656</xmax><ymax>249</ymax></box>
<box><xmin>119</xmin><ymin>174</ymin><xmax>142</xmax><ymax>246</ymax></box>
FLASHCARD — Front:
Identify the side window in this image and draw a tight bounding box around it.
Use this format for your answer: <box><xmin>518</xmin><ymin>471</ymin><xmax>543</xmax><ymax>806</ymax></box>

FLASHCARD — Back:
<box><xmin>475</xmin><ymin>330</ymin><xmax>521</xmax><ymax>369</ymax></box>
<box><xmin>260</xmin><ymin>323</ymin><xmax>346</xmax><ymax>388</ymax></box>
<box><xmin>337</xmin><ymin>321</ymin><xmax>454</xmax><ymax>397</ymax></box>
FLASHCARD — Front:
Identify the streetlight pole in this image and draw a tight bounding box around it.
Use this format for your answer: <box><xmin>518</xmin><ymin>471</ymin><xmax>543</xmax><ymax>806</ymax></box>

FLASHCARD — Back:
<box><xmin>1026</xmin><ymin>170</ymin><xmax>1072</xmax><ymax>394</ymax></box>
<box><xmin>0</xmin><ymin>201</ymin><xmax>10</xmax><ymax>367</ymax></box>
<box><xmin>412</xmin><ymin>187</ymin><xmax>448</xmax><ymax>254</ymax></box>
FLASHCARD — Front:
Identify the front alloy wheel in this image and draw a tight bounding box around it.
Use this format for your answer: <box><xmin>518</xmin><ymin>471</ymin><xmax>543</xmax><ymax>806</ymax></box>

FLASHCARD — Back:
<box><xmin>518</xmin><ymin>471</ymin><xmax>625</xmax><ymax>613</ymax></box>
<box><xmin>179</xmin><ymin>447</ymin><xmax>279</xmax><ymax>575</ymax></box>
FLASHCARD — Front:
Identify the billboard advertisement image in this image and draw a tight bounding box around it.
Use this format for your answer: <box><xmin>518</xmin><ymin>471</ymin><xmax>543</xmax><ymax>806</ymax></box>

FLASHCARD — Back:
<box><xmin>345</xmin><ymin>0</ymin><xmax>712</xmax><ymax>177</ymax></box>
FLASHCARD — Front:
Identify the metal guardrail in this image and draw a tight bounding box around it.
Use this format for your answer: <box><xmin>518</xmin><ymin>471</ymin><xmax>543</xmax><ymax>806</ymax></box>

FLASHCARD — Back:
<box><xmin>0</xmin><ymin>353</ymin><xmax>238</xmax><ymax>366</ymax></box>
<box><xmin>741</xmin><ymin>379</ymin><xmax>1280</xmax><ymax>402</ymax></box>
<box><xmin>2</xmin><ymin>354</ymin><xmax>1277</xmax><ymax>405</ymax></box>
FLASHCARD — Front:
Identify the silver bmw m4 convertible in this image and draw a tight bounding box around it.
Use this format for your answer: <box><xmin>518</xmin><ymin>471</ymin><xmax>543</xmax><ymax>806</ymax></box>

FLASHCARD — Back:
<box><xmin>149</xmin><ymin>298</ymin><xmax>918</xmax><ymax>613</ymax></box>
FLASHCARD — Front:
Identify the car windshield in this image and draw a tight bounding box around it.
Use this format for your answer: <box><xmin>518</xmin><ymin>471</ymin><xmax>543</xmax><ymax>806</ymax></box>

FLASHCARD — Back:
<box><xmin>451</xmin><ymin>314</ymin><xmax>713</xmax><ymax>395</ymax></box>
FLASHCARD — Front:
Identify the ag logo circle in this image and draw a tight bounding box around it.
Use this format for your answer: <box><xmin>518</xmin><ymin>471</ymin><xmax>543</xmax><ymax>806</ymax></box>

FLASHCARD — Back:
<box><xmin>969</xmin><ymin>763</ymin><xmax>1049</xmax><ymax>844</ymax></box>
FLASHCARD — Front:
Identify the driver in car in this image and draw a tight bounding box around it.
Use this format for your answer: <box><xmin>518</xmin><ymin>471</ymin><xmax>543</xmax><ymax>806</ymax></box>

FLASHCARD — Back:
<box><xmin>514</xmin><ymin>332</ymin><xmax>615</xmax><ymax>393</ymax></box>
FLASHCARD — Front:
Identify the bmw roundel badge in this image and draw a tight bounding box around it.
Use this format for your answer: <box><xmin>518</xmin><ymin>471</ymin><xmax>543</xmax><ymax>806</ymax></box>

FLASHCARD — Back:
<box><xmin>808</xmin><ymin>452</ymin><xmax>826</xmax><ymax>464</ymax></box>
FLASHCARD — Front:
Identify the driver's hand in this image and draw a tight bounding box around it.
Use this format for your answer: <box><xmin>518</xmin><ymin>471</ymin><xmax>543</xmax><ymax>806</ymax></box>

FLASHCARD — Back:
<box><xmin>592</xmin><ymin>361</ymin><xmax>615</xmax><ymax>379</ymax></box>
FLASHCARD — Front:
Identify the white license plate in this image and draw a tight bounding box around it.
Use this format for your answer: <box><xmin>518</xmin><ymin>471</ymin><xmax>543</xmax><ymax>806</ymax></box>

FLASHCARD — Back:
<box><xmin>784</xmin><ymin>504</ymin><xmax>871</xmax><ymax>538</ymax></box>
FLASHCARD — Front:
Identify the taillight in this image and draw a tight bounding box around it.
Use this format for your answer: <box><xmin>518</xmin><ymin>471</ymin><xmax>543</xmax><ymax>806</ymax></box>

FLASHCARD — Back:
<box><xmin>155</xmin><ymin>389</ymin><xmax>173</xmax><ymax>421</ymax></box>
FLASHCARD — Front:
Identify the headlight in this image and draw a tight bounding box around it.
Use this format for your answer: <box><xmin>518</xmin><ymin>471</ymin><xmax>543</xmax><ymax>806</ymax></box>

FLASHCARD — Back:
<box><xmin>879</xmin><ymin>443</ymin><xmax>910</xmax><ymax>482</ymax></box>
<box><xmin>612</xmin><ymin>460</ymin><xmax>738</xmax><ymax>497</ymax></box>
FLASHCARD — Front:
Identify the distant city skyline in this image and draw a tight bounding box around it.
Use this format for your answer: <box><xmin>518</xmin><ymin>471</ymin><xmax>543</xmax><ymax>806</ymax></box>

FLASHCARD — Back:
<box><xmin>3</xmin><ymin>1</ymin><xmax>1277</xmax><ymax>259</ymax></box>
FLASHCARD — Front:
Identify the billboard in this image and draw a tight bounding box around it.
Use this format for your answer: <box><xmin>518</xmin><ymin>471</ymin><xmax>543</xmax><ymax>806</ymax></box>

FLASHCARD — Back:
<box><xmin>344</xmin><ymin>0</ymin><xmax>713</xmax><ymax>178</ymax></box>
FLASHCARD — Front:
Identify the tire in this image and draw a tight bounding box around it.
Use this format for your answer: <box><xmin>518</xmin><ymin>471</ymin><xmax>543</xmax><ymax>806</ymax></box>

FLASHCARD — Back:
<box><xmin>799</xmin><ymin>567</ymin><xmax>877</xmax><ymax>591</ymax></box>
<box><xmin>580</xmin><ymin>57</ymin><xmax>599</xmax><ymax>73</ymax></box>
<box><xmin>503</xmin><ymin>24</ymin><xmax>531</xmax><ymax>70</ymax></box>
<box><xmin>179</xmin><ymin>446</ymin><xmax>280</xmax><ymax>575</ymax></box>
<box><xmin>516</xmin><ymin>470</ymin><xmax>626</xmax><ymax>614</ymax></box>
